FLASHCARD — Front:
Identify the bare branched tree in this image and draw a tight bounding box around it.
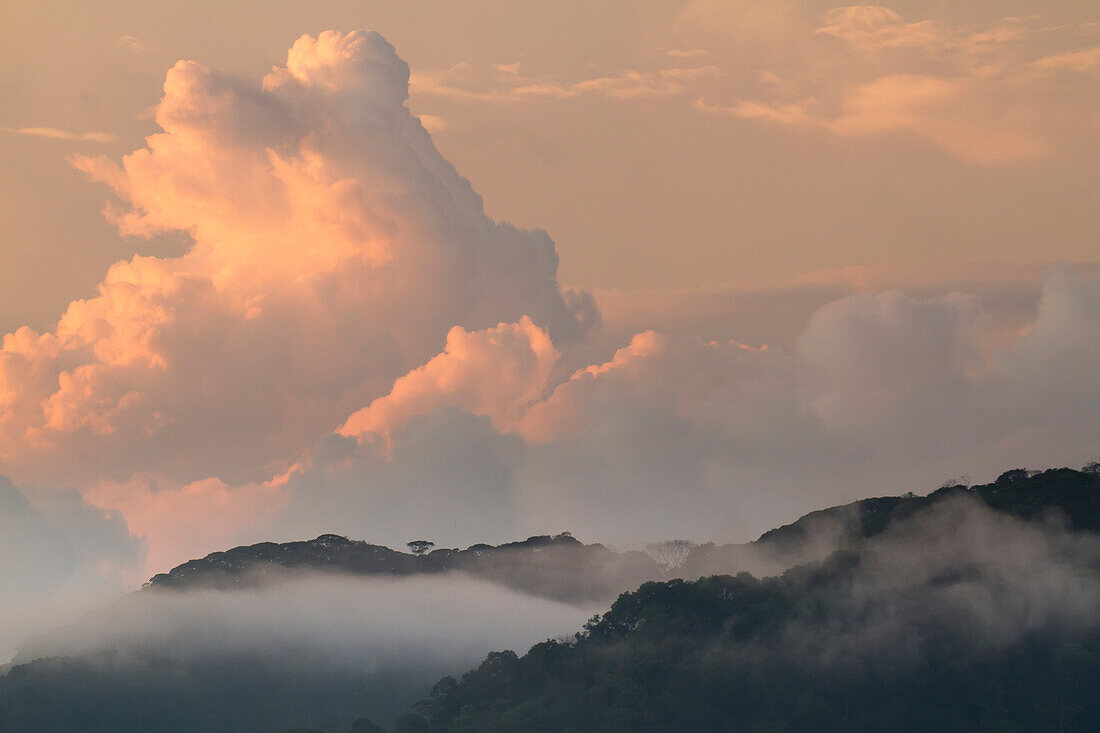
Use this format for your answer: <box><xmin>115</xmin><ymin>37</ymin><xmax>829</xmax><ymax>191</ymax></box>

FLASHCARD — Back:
<box><xmin>645</xmin><ymin>540</ymin><xmax>695</xmax><ymax>571</ymax></box>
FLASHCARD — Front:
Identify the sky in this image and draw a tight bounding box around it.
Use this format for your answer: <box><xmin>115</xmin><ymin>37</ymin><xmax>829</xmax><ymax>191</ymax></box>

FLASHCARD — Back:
<box><xmin>0</xmin><ymin>1</ymin><xmax>1098</xmax><ymax>655</ymax></box>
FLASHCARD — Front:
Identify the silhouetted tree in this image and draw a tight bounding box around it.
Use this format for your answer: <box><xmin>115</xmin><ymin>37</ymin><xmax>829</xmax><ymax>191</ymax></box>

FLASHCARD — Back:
<box><xmin>645</xmin><ymin>539</ymin><xmax>695</xmax><ymax>571</ymax></box>
<box><xmin>407</xmin><ymin>540</ymin><xmax>435</xmax><ymax>556</ymax></box>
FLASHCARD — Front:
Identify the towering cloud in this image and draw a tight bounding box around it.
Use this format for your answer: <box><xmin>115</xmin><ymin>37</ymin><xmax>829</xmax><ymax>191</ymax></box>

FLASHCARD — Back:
<box><xmin>0</xmin><ymin>31</ymin><xmax>594</xmax><ymax>489</ymax></box>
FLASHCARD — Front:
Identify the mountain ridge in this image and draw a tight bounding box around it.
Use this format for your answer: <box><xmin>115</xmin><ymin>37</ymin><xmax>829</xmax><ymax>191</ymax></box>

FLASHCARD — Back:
<box><xmin>147</xmin><ymin>465</ymin><xmax>1100</xmax><ymax>603</ymax></box>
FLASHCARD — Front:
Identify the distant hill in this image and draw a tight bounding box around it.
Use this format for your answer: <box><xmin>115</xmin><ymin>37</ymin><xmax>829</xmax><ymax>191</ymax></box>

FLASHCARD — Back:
<box><xmin>678</xmin><ymin>465</ymin><xmax>1100</xmax><ymax>577</ymax></box>
<box><xmin>146</xmin><ymin>532</ymin><xmax>659</xmax><ymax>605</ymax></box>
<box><xmin>146</xmin><ymin>467</ymin><xmax>1100</xmax><ymax>606</ymax></box>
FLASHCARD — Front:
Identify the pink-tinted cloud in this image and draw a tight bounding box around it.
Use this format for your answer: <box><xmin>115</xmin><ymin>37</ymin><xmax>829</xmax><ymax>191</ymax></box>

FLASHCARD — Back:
<box><xmin>86</xmin><ymin>472</ymin><xmax>289</xmax><ymax>575</ymax></box>
<box><xmin>1</xmin><ymin>126</ymin><xmax>118</xmax><ymax>143</ymax></box>
<box><xmin>0</xmin><ymin>30</ymin><xmax>593</xmax><ymax>488</ymax></box>
<box><xmin>339</xmin><ymin>317</ymin><xmax>559</xmax><ymax>443</ymax></box>
<box><xmin>411</xmin><ymin>63</ymin><xmax>720</xmax><ymax>102</ymax></box>
<box><xmin>692</xmin><ymin>6</ymin><xmax>1100</xmax><ymax>164</ymax></box>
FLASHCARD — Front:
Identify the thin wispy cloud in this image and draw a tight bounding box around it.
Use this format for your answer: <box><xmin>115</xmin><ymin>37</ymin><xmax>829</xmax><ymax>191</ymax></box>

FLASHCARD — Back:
<box><xmin>116</xmin><ymin>35</ymin><xmax>147</xmax><ymax>52</ymax></box>
<box><xmin>688</xmin><ymin>7</ymin><xmax>1100</xmax><ymax>164</ymax></box>
<box><xmin>664</xmin><ymin>48</ymin><xmax>711</xmax><ymax>59</ymax></box>
<box><xmin>2</xmin><ymin>126</ymin><xmax>118</xmax><ymax>143</ymax></box>
<box><xmin>411</xmin><ymin>62</ymin><xmax>720</xmax><ymax>102</ymax></box>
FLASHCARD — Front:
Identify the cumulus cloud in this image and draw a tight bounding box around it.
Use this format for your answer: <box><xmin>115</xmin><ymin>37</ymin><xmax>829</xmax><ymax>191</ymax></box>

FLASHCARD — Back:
<box><xmin>20</xmin><ymin>263</ymin><xmax>1095</xmax><ymax>576</ymax></box>
<box><xmin>262</xmin><ymin>268</ymin><xmax>1100</xmax><ymax>552</ymax></box>
<box><xmin>0</xmin><ymin>30</ymin><xmax>593</xmax><ymax>489</ymax></box>
<box><xmin>339</xmin><ymin>317</ymin><xmax>559</xmax><ymax>444</ymax></box>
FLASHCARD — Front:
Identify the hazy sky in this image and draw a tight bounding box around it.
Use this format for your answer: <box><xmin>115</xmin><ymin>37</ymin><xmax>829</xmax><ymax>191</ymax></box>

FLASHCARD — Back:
<box><xmin>0</xmin><ymin>1</ymin><xmax>1098</xmax><ymax>652</ymax></box>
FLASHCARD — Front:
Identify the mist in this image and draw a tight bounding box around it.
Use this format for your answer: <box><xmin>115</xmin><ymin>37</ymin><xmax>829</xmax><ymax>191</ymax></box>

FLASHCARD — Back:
<box><xmin>4</xmin><ymin>572</ymin><xmax>595</xmax><ymax>730</ymax></box>
<box><xmin>16</xmin><ymin>572</ymin><xmax>595</xmax><ymax>666</ymax></box>
<box><xmin>706</xmin><ymin>494</ymin><xmax>1100</xmax><ymax>673</ymax></box>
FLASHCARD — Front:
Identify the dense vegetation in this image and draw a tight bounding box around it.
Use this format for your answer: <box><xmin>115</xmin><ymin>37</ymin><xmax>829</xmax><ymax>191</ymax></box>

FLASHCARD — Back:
<box><xmin>0</xmin><ymin>651</ymin><xmax>438</xmax><ymax>733</ymax></box>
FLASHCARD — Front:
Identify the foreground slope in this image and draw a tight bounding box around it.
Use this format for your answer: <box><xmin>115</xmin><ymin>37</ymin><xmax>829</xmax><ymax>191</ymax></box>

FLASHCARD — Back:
<box><xmin>405</xmin><ymin>467</ymin><xmax>1100</xmax><ymax>733</ymax></box>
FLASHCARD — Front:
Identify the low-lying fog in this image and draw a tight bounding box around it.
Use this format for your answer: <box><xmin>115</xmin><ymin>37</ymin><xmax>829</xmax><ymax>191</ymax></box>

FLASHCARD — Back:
<box><xmin>15</xmin><ymin>572</ymin><xmax>597</xmax><ymax>669</ymax></box>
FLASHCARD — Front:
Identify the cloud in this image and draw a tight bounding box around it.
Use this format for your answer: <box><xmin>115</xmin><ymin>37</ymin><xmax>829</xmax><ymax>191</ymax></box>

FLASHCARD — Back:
<box><xmin>690</xmin><ymin>6</ymin><xmax>1100</xmax><ymax>164</ymax></box>
<box><xmin>813</xmin><ymin>6</ymin><xmax>943</xmax><ymax>50</ymax></box>
<box><xmin>242</xmin><ymin>268</ymin><xmax>1100</xmax><ymax>553</ymax></box>
<box><xmin>12</xmin><ymin>572</ymin><xmax>596</xmax><ymax>728</ymax></box>
<box><xmin>796</xmin><ymin>290</ymin><xmax>983</xmax><ymax>439</ymax></box>
<box><xmin>664</xmin><ymin>48</ymin><xmax>711</xmax><ymax>59</ymax></box>
<box><xmin>0</xmin><ymin>475</ymin><xmax>143</xmax><ymax>660</ymax></box>
<box><xmin>411</xmin><ymin>63</ymin><xmax>720</xmax><ymax>102</ymax></box>
<box><xmin>18</xmin><ymin>573</ymin><xmax>595</xmax><ymax>666</ymax></box>
<box><xmin>1</xmin><ymin>126</ymin><xmax>118</xmax><ymax>143</ymax></box>
<box><xmin>34</xmin><ymin>262</ymin><xmax>1095</xmax><ymax>576</ymax></box>
<box><xmin>0</xmin><ymin>30</ymin><xmax>594</xmax><ymax>489</ymax></box>
<box><xmin>693</xmin><ymin>97</ymin><xmax>814</xmax><ymax>126</ymax></box>
<box><xmin>339</xmin><ymin>317</ymin><xmax>559</xmax><ymax>444</ymax></box>
<box><xmin>84</xmin><ymin>472</ymin><xmax>289</xmax><ymax>576</ymax></box>
<box><xmin>116</xmin><ymin>35</ymin><xmax>147</xmax><ymax>52</ymax></box>
<box><xmin>417</xmin><ymin>113</ymin><xmax>449</xmax><ymax>132</ymax></box>
<box><xmin>1034</xmin><ymin>46</ymin><xmax>1100</xmax><ymax>73</ymax></box>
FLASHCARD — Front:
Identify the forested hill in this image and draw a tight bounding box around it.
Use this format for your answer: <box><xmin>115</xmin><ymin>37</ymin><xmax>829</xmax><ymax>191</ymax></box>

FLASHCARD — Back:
<box><xmin>146</xmin><ymin>466</ymin><xmax>1100</xmax><ymax>605</ymax></box>
<box><xmin>396</xmin><ymin>466</ymin><xmax>1100</xmax><ymax>733</ymax></box>
<box><xmin>146</xmin><ymin>532</ymin><xmax>659</xmax><ymax>604</ymax></box>
<box><xmin>751</xmin><ymin>465</ymin><xmax>1100</xmax><ymax>549</ymax></box>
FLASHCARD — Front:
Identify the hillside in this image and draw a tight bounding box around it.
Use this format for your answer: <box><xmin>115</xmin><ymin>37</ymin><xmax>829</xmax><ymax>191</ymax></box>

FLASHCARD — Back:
<box><xmin>402</xmin><ymin>467</ymin><xmax>1100</xmax><ymax>732</ymax></box>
